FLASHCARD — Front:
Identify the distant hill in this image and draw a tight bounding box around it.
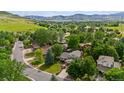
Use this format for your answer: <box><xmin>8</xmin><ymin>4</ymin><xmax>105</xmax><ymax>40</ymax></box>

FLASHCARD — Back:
<box><xmin>25</xmin><ymin>12</ymin><xmax>124</xmax><ymax>21</ymax></box>
<box><xmin>0</xmin><ymin>11</ymin><xmax>46</xmax><ymax>32</ymax></box>
<box><xmin>110</xmin><ymin>12</ymin><xmax>124</xmax><ymax>17</ymax></box>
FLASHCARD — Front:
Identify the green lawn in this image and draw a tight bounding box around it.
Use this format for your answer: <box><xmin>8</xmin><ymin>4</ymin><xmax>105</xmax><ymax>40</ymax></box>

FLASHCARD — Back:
<box><xmin>0</xmin><ymin>17</ymin><xmax>46</xmax><ymax>32</ymax></box>
<box><xmin>31</xmin><ymin>60</ymin><xmax>44</xmax><ymax>65</ymax></box>
<box><xmin>106</xmin><ymin>24</ymin><xmax>124</xmax><ymax>31</ymax></box>
<box><xmin>40</xmin><ymin>62</ymin><xmax>61</xmax><ymax>74</ymax></box>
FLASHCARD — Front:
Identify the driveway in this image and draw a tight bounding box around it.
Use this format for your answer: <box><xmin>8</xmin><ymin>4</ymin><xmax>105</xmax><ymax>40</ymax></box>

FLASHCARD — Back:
<box><xmin>57</xmin><ymin>68</ymin><xmax>68</xmax><ymax>79</ymax></box>
<box><xmin>12</xmin><ymin>41</ymin><xmax>63</xmax><ymax>81</ymax></box>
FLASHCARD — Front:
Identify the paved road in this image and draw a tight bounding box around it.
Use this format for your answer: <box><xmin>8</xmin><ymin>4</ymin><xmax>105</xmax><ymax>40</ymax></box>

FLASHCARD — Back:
<box><xmin>12</xmin><ymin>41</ymin><xmax>24</xmax><ymax>62</ymax></box>
<box><xmin>12</xmin><ymin>41</ymin><xmax>63</xmax><ymax>81</ymax></box>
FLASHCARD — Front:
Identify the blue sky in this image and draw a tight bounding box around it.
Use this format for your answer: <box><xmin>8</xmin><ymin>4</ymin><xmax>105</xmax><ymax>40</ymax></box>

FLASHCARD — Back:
<box><xmin>9</xmin><ymin>11</ymin><xmax>120</xmax><ymax>17</ymax></box>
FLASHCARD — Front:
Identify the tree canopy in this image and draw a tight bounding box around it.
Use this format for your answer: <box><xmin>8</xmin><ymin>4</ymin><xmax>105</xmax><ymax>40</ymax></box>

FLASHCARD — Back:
<box><xmin>67</xmin><ymin>56</ymin><xmax>98</xmax><ymax>80</ymax></box>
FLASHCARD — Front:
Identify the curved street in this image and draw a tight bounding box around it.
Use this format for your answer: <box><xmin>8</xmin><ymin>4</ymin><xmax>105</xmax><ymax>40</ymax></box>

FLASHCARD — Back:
<box><xmin>12</xmin><ymin>41</ymin><xmax>63</xmax><ymax>81</ymax></box>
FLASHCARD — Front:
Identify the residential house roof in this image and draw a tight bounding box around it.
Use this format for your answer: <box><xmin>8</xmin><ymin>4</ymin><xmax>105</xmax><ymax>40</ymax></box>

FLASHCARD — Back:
<box><xmin>59</xmin><ymin>50</ymin><xmax>82</xmax><ymax>62</ymax></box>
<box><xmin>69</xmin><ymin>50</ymin><xmax>82</xmax><ymax>59</ymax></box>
<box><xmin>97</xmin><ymin>55</ymin><xmax>121</xmax><ymax>69</ymax></box>
<box><xmin>97</xmin><ymin>56</ymin><xmax>114</xmax><ymax>68</ymax></box>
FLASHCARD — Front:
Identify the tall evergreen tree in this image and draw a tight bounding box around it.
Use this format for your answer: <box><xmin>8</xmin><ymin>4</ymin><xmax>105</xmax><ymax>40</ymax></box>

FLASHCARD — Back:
<box><xmin>45</xmin><ymin>49</ymin><xmax>54</xmax><ymax>65</ymax></box>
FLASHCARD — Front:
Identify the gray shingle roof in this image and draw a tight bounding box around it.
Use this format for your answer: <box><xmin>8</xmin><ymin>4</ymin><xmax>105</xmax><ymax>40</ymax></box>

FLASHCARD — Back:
<box><xmin>59</xmin><ymin>50</ymin><xmax>82</xmax><ymax>61</ymax></box>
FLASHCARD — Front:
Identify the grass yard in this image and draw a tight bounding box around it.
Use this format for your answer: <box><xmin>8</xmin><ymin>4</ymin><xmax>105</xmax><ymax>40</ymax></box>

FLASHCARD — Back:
<box><xmin>31</xmin><ymin>60</ymin><xmax>44</xmax><ymax>65</ymax></box>
<box><xmin>40</xmin><ymin>62</ymin><xmax>61</xmax><ymax>74</ymax></box>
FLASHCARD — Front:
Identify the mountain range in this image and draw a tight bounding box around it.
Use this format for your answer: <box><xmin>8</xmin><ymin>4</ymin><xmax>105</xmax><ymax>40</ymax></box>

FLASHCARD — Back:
<box><xmin>25</xmin><ymin>12</ymin><xmax>124</xmax><ymax>21</ymax></box>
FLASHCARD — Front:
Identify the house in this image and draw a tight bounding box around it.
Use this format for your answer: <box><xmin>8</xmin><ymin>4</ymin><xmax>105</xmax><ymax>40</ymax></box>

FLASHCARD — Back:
<box><xmin>97</xmin><ymin>55</ymin><xmax>121</xmax><ymax>73</ymax></box>
<box><xmin>69</xmin><ymin>50</ymin><xmax>82</xmax><ymax>59</ymax></box>
<box><xmin>79</xmin><ymin>43</ymin><xmax>91</xmax><ymax>49</ymax></box>
<box><xmin>59</xmin><ymin>50</ymin><xmax>82</xmax><ymax>64</ymax></box>
<box><xmin>59</xmin><ymin>52</ymin><xmax>70</xmax><ymax>62</ymax></box>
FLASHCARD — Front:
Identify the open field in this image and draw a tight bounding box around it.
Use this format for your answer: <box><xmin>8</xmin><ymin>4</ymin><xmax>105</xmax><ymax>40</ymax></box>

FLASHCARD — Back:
<box><xmin>0</xmin><ymin>18</ymin><xmax>46</xmax><ymax>32</ymax></box>
<box><xmin>0</xmin><ymin>11</ymin><xmax>46</xmax><ymax>32</ymax></box>
<box><xmin>106</xmin><ymin>24</ymin><xmax>124</xmax><ymax>31</ymax></box>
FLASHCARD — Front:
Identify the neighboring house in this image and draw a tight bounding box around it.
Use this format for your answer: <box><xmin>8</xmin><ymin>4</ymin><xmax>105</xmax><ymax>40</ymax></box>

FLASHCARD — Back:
<box><xmin>59</xmin><ymin>52</ymin><xmax>70</xmax><ymax>61</ymax></box>
<box><xmin>69</xmin><ymin>50</ymin><xmax>82</xmax><ymax>59</ymax></box>
<box><xmin>59</xmin><ymin>50</ymin><xmax>82</xmax><ymax>64</ymax></box>
<box><xmin>97</xmin><ymin>55</ymin><xmax>121</xmax><ymax>73</ymax></box>
<box><xmin>79</xmin><ymin>43</ymin><xmax>91</xmax><ymax>49</ymax></box>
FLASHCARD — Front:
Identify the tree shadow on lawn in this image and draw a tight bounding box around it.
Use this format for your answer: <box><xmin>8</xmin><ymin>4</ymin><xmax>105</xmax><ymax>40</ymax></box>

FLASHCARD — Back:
<box><xmin>40</xmin><ymin>64</ymin><xmax>51</xmax><ymax>71</ymax></box>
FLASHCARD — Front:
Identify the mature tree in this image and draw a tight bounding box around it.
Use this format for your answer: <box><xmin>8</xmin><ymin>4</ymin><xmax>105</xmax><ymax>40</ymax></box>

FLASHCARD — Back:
<box><xmin>94</xmin><ymin>31</ymin><xmax>105</xmax><ymax>40</ymax></box>
<box><xmin>105</xmin><ymin>45</ymin><xmax>119</xmax><ymax>61</ymax></box>
<box><xmin>58</xmin><ymin>31</ymin><xmax>64</xmax><ymax>42</ymax></box>
<box><xmin>105</xmin><ymin>67</ymin><xmax>124</xmax><ymax>81</ymax></box>
<box><xmin>45</xmin><ymin>49</ymin><xmax>54</xmax><ymax>65</ymax></box>
<box><xmin>91</xmin><ymin>44</ymin><xmax>105</xmax><ymax>60</ymax></box>
<box><xmin>104</xmin><ymin>37</ymin><xmax>117</xmax><ymax>46</ymax></box>
<box><xmin>85</xmin><ymin>32</ymin><xmax>94</xmax><ymax>43</ymax></box>
<box><xmin>67</xmin><ymin>56</ymin><xmax>97</xmax><ymax>80</ymax></box>
<box><xmin>120</xmin><ymin>37</ymin><xmax>124</xmax><ymax>43</ymax></box>
<box><xmin>32</xmin><ymin>29</ymin><xmax>49</xmax><ymax>46</ymax></box>
<box><xmin>0</xmin><ymin>53</ymin><xmax>10</xmax><ymax>60</ymax></box>
<box><xmin>92</xmin><ymin>44</ymin><xmax>119</xmax><ymax>61</ymax></box>
<box><xmin>4</xmin><ymin>40</ymin><xmax>11</xmax><ymax>46</ymax></box>
<box><xmin>0</xmin><ymin>31</ymin><xmax>26</xmax><ymax>81</ymax></box>
<box><xmin>68</xmin><ymin>35</ymin><xmax>79</xmax><ymax>50</ymax></box>
<box><xmin>120</xmin><ymin>56</ymin><xmax>124</xmax><ymax>66</ymax></box>
<box><xmin>23</xmin><ymin>39</ymin><xmax>31</xmax><ymax>48</ymax></box>
<box><xmin>0</xmin><ymin>60</ymin><xmax>25</xmax><ymax>81</ymax></box>
<box><xmin>79</xmin><ymin>32</ymin><xmax>86</xmax><ymax>43</ymax></box>
<box><xmin>32</xmin><ymin>29</ymin><xmax>59</xmax><ymax>46</ymax></box>
<box><xmin>34</xmin><ymin>48</ymin><xmax>44</xmax><ymax>63</ymax></box>
<box><xmin>0</xmin><ymin>31</ymin><xmax>16</xmax><ymax>47</ymax></box>
<box><xmin>52</xmin><ymin>44</ymin><xmax>63</xmax><ymax>58</ymax></box>
<box><xmin>114</xmin><ymin>41</ymin><xmax>124</xmax><ymax>59</ymax></box>
<box><xmin>66</xmin><ymin>59</ymin><xmax>81</xmax><ymax>80</ymax></box>
<box><xmin>80</xmin><ymin>56</ymin><xmax>98</xmax><ymax>78</ymax></box>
